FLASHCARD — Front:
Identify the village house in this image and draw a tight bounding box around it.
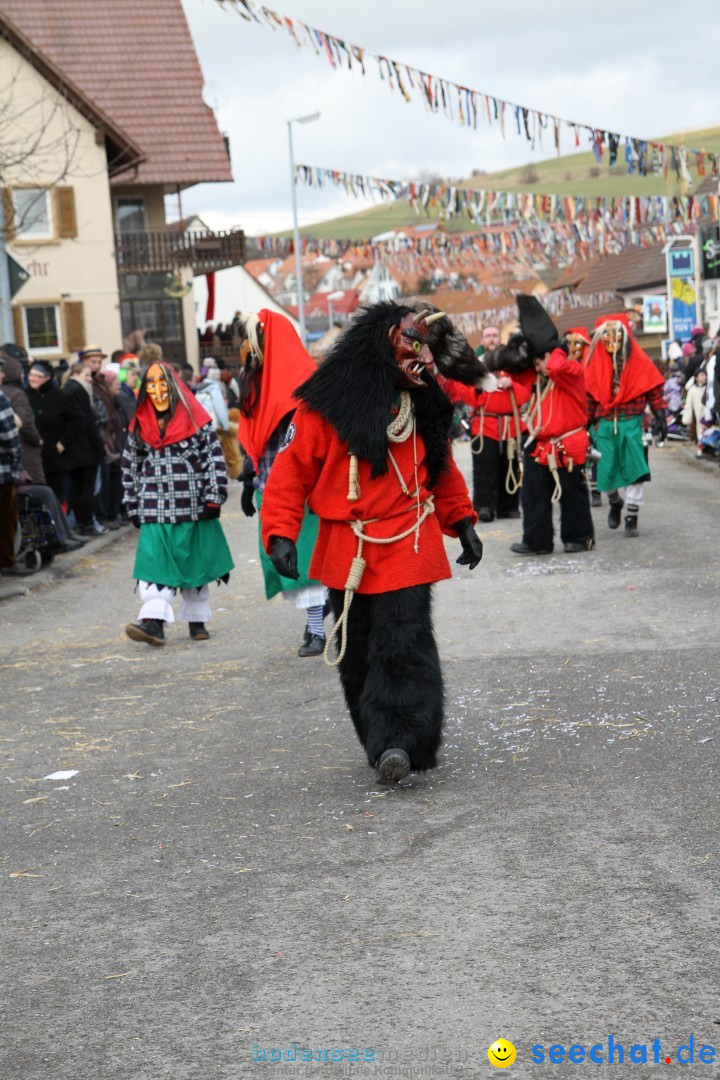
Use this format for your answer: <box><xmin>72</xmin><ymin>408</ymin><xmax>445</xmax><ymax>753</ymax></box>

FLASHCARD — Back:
<box><xmin>1</xmin><ymin>0</ymin><xmax>241</xmax><ymax>367</ymax></box>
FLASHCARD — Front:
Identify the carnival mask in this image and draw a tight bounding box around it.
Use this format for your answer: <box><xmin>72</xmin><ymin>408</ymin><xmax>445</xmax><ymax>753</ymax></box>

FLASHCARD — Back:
<box><xmin>601</xmin><ymin>321</ymin><xmax>626</xmax><ymax>356</ymax></box>
<box><xmin>566</xmin><ymin>335</ymin><xmax>588</xmax><ymax>363</ymax></box>
<box><xmin>146</xmin><ymin>364</ymin><xmax>170</xmax><ymax>411</ymax></box>
<box><xmin>388</xmin><ymin>310</ymin><xmax>446</xmax><ymax>388</ymax></box>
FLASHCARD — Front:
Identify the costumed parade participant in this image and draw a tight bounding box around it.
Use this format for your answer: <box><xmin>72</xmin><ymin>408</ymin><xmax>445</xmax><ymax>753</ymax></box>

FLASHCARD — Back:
<box><xmin>122</xmin><ymin>362</ymin><xmax>234</xmax><ymax>645</ymax></box>
<box><xmin>236</xmin><ymin>309</ymin><xmax>329</xmax><ymax>657</ymax></box>
<box><xmin>260</xmin><ymin>302</ymin><xmax>486</xmax><ymax>784</ymax></box>
<box><xmin>565</xmin><ymin>326</ymin><xmax>602</xmax><ymax>506</ymax></box>
<box><xmin>441</xmin><ymin>365</ymin><xmax>530</xmax><ymax>522</ymax></box>
<box><xmin>585</xmin><ymin>313</ymin><xmax>666</xmax><ymax>537</ymax></box>
<box><xmin>484</xmin><ymin>297</ymin><xmax>594</xmax><ymax>556</ymax></box>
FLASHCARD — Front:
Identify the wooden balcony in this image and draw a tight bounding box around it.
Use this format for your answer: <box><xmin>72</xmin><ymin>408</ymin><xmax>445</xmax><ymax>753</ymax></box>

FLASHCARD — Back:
<box><xmin>115</xmin><ymin>228</ymin><xmax>246</xmax><ymax>274</ymax></box>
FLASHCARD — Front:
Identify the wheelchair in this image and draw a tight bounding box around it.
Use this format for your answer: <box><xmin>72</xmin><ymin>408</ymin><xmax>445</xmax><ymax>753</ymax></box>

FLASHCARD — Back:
<box><xmin>14</xmin><ymin>487</ymin><xmax>63</xmax><ymax>571</ymax></box>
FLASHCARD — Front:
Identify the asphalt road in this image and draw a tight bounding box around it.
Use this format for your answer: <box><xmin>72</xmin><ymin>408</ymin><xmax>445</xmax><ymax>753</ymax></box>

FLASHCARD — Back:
<box><xmin>1</xmin><ymin>443</ymin><xmax>719</xmax><ymax>1080</ymax></box>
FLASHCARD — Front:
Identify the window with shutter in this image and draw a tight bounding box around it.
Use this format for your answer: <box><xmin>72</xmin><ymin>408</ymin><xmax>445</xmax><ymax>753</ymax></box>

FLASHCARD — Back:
<box><xmin>54</xmin><ymin>187</ymin><xmax>77</xmax><ymax>239</ymax></box>
<box><xmin>12</xmin><ymin>305</ymin><xmax>24</xmax><ymax>346</ymax></box>
<box><xmin>2</xmin><ymin>188</ymin><xmax>16</xmax><ymax>241</ymax></box>
<box><xmin>64</xmin><ymin>301</ymin><xmax>86</xmax><ymax>352</ymax></box>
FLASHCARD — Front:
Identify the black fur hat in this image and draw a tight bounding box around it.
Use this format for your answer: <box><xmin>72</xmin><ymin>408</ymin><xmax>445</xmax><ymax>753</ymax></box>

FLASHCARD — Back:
<box><xmin>296</xmin><ymin>301</ymin><xmax>469</xmax><ymax>484</ymax></box>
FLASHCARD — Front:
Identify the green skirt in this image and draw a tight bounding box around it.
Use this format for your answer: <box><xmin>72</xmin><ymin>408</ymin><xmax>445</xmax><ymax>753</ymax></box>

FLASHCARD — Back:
<box><xmin>133</xmin><ymin>519</ymin><xmax>234</xmax><ymax>589</ymax></box>
<box><xmin>255</xmin><ymin>491</ymin><xmax>321</xmax><ymax>600</ymax></box>
<box><xmin>594</xmin><ymin>414</ymin><xmax>651</xmax><ymax>492</ymax></box>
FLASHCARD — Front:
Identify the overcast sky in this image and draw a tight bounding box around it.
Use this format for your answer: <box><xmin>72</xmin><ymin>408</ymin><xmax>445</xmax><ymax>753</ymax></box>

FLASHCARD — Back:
<box><xmin>179</xmin><ymin>0</ymin><xmax>720</xmax><ymax>235</ymax></box>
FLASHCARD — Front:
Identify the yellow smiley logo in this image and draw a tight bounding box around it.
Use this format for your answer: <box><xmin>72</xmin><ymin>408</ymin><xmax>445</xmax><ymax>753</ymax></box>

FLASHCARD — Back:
<box><xmin>488</xmin><ymin>1039</ymin><xmax>516</xmax><ymax>1068</ymax></box>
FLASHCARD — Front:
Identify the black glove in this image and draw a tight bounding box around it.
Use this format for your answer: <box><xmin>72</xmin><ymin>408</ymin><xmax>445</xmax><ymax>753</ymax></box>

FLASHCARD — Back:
<box><xmin>240</xmin><ymin>457</ymin><xmax>257</xmax><ymax>518</ymax></box>
<box><xmin>652</xmin><ymin>407</ymin><xmax>668</xmax><ymax>442</ymax></box>
<box><xmin>130</xmin><ymin>516</ymin><xmax>140</xmax><ymax>529</ymax></box>
<box><xmin>204</xmin><ymin>503</ymin><xmax>221</xmax><ymax>520</ymax></box>
<box><xmin>270</xmin><ymin>536</ymin><xmax>299</xmax><ymax>580</ymax></box>
<box><xmin>453</xmin><ymin>516</ymin><xmax>484</xmax><ymax>570</ymax></box>
<box><xmin>241</xmin><ymin>483</ymin><xmax>256</xmax><ymax>517</ymax></box>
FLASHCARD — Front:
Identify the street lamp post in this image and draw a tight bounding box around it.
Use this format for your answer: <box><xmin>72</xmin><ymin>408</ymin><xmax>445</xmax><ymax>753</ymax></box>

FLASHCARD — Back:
<box><xmin>326</xmin><ymin>290</ymin><xmax>344</xmax><ymax>338</ymax></box>
<box><xmin>287</xmin><ymin>111</ymin><xmax>320</xmax><ymax>344</ymax></box>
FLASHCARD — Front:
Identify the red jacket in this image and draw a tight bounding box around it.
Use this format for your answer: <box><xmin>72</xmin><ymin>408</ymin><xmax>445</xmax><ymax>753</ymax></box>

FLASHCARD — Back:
<box><xmin>260</xmin><ymin>402</ymin><xmax>475</xmax><ymax>594</ymax></box>
<box><xmin>523</xmin><ymin>351</ymin><xmax>590</xmax><ymax>467</ymax></box>
<box><xmin>442</xmin><ymin>375</ymin><xmax>532</xmax><ymax>440</ymax></box>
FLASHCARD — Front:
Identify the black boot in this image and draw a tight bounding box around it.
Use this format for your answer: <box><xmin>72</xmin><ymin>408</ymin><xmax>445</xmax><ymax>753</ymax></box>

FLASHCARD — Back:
<box><xmin>189</xmin><ymin>622</ymin><xmax>210</xmax><ymax>640</ymax></box>
<box><xmin>476</xmin><ymin>507</ymin><xmax>494</xmax><ymax>523</ymax></box>
<box><xmin>298</xmin><ymin>632</ymin><xmax>325</xmax><ymax>657</ymax></box>
<box><xmin>591</xmin><ymin>490</ymin><xmax>602</xmax><ymax>508</ymax></box>
<box><xmin>125</xmin><ymin>619</ymin><xmax>165</xmax><ymax>646</ymax></box>
<box><xmin>608</xmin><ymin>496</ymin><xmax>624</xmax><ymax>530</ymax></box>
<box><xmin>624</xmin><ymin>513</ymin><xmax>639</xmax><ymax>537</ymax></box>
<box><xmin>376</xmin><ymin>748</ymin><xmax>411</xmax><ymax>784</ymax></box>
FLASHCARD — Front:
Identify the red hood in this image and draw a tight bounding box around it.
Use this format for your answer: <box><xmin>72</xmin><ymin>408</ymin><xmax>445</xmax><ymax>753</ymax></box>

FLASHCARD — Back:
<box><xmin>238</xmin><ymin>309</ymin><xmax>316</xmax><ymax>464</ymax></box>
<box><xmin>585</xmin><ymin>314</ymin><xmax>663</xmax><ymax>408</ymax></box>
<box><xmin>129</xmin><ymin>364</ymin><xmax>212</xmax><ymax>448</ymax></box>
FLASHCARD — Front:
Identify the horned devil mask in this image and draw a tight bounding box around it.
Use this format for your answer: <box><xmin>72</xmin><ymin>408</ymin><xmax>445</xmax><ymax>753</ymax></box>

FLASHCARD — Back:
<box><xmin>388</xmin><ymin>309</ymin><xmax>446</xmax><ymax>388</ymax></box>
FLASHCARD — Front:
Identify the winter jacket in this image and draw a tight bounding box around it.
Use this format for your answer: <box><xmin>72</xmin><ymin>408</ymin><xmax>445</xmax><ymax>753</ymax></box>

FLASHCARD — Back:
<box><xmin>27</xmin><ymin>380</ymin><xmax>87</xmax><ymax>476</ymax></box>
<box><xmin>1</xmin><ymin>356</ymin><xmax>44</xmax><ymax>483</ymax></box>
<box><xmin>0</xmin><ymin>390</ymin><xmax>22</xmax><ymax>485</ymax></box>
<box><xmin>62</xmin><ymin>380</ymin><xmax>106</xmax><ymax>469</ymax></box>
<box><xmin>121</xmin><ymin>422</ymin><xmax>228</xmax><ymax>524</ymax></box>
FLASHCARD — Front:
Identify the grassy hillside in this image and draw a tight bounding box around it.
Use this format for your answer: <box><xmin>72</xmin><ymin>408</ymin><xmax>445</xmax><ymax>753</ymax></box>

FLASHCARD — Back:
<box><xmin>291</xmin><ymin>125</ymin><xmax>720</xmax><ymax>241</ymax></box>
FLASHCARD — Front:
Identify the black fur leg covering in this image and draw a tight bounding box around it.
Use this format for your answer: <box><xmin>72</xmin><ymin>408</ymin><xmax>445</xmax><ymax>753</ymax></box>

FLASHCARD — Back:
<box><xmin>331</xmin><ymin>585</ymin><xmax>444</xmax><ymax>771</ymax></box>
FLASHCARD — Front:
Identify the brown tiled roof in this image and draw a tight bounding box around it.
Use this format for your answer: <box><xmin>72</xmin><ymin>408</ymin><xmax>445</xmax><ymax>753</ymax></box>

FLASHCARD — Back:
<box><xmin>553</xmin><ymin>244</ymin><xmax>667</xmax><ymax>293</ymax></box>
<box><xmin>2</xmin><ymin>0</ymin><xmax>232</xmax><ymax>188</ymax></box>
<box><xmin>0</xmin><ymin>12</ymin><xmax>143</xmax><ymax>176</ymax></box>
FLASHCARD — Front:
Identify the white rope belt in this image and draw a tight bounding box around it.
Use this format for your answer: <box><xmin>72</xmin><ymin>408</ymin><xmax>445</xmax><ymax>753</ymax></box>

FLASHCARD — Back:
<box><xmin>323</xmin><ymin>495</ymin><xmax>435</xmax><ymax>667</ymax></box>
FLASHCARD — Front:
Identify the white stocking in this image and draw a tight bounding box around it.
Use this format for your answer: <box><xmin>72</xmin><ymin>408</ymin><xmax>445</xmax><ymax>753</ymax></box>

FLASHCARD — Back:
<box><xmin>137</xmin><ymin>581</ymin><xmax>176</xmax><ymax>624</ymax></box>
<box><xmin>624</xmin><ymin>482</ymin><xmax>645</xmax><ymax>508</ymax></box>
<box><xmin>178</xmin><ymin>585</ymin><xmax>212</xmax><ymax>623</ymax></box>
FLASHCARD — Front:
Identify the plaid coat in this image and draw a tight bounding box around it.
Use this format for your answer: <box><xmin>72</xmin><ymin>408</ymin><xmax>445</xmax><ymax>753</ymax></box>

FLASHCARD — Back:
<box><xmin>0</xmin><ymin>390</ymin><xmax>22</xmax><ymax>486</ymax></box>
<box><xmin>121</xmin><ymin>422</ymin><xmax>228</xmax><ymax>524</ymax></box>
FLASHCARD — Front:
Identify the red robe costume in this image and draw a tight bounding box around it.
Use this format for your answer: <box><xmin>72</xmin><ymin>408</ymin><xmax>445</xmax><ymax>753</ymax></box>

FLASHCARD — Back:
<box><xmin>523</xmin><ymin>351</ymin><xmax>590</xmax><ymax>468</ymax></box>
<box><xmin>441</xmin><ymin>375</ymin><xmax>531</xmax><ymax>441</ymax></box>
<box><xmin>261</xmin><ymin>401</ymin><xmax>475</xmax><ymax>594</ymax></box>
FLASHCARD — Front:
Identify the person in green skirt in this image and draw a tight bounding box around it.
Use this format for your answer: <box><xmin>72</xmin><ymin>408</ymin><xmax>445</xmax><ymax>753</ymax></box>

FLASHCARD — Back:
<box><xmin>585</xmin><ymin>314</ymin><xmax>667</xmax><ymax>538</ymax></box>
<box><xmin>121</xmin><ymin>362</ymin><xmax>234</xmax><ymax>646</ymax></box>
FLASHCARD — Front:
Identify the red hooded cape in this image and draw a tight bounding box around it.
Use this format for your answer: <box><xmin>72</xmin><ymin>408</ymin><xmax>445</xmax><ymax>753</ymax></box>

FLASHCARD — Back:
<box><xmin>585</xmin><ymin>313</ymin><xmax>664</xmax><ymax>408</ymax></box>
<box><xmin>129</xmin><ymin>364</ymin><xmax>212</xmax><ymax>448</ymax></box>
<box><xmin>238</xmin><ymin>309</ymin><xmax>316</xmax><ymax>465</ymax></box>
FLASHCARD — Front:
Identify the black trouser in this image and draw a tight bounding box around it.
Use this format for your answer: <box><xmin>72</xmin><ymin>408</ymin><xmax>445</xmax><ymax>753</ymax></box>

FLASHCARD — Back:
<box><xmin>68</xmin><ymin>465</ymin><xmax>97</xmax><ymax>529</ymax></box>
<box><xmin>95</xmin><ymin>461</ymin><xmax>110</xmax><ymax>523</ymax></box>
<box><xmin>329</xmin><ymin>584</ymin><xmax>443</xmax><ymax>771</ymax></box>
<box><xmin>107</xmin><ymin>463</ymin><xmax>125</xmax><ymax>521</ymax></box>
<box><xmin>45</xmin><ymin>471</ymin><xmax>68</xmax><ymax>506</ymax></box>
<box><xmin>471</xmin><ymin>437</ymin><xmax>519</xmax><ymax>517</ymax></box>
<box><xmin>521</xmin><ymin>451</ymin><xmax>594</xmax><ymax>552</ymax></box>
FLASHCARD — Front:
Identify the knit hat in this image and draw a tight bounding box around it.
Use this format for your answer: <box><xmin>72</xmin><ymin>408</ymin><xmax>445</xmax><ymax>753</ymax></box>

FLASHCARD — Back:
<box><xmin>682</xmin><ymin>342</ymin><xmax>694</xmax><ymax>357</ymax></box>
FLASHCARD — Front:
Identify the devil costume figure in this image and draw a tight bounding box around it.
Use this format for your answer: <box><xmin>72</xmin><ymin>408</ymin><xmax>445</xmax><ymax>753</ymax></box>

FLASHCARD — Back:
<box><xmin>585</xmin><ymin>313</ymin><xmax>666</xmax><ymax>537</ymax></box>
<box><xmin>484</xmin><ymin>297</ymin><xmax>594</xmax><ymax>556</ymax></box>
<box><xmin>260</xmin><ymin>302</ymin><xmax>486</xmax><ymax>784</ymax></box>
<box><xmin>122</xmin><ymin>362</ymin><xmax>234</xmax><ymax>645</ymax></box>
<box><xmin>236</xmin><ymin>310</ymin><xmax>330</xmax><ymax>656</ymax></box>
